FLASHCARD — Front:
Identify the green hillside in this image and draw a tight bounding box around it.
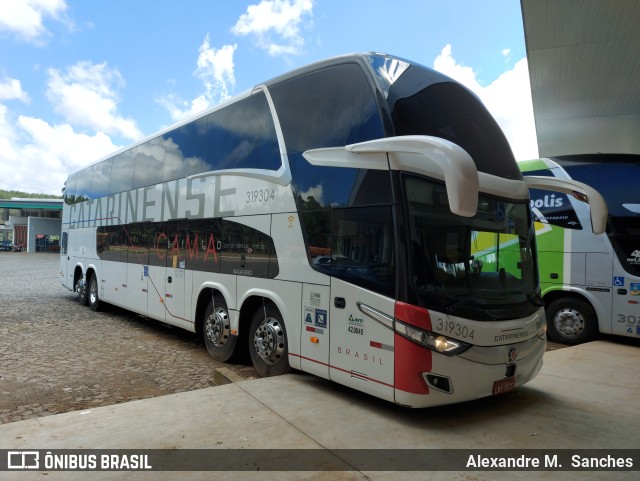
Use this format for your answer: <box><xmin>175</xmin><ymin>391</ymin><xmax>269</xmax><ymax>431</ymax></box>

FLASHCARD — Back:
<box><xmin>0</xmin><ymin>189</ymin><xmax>62</xmax><ymax>200</ymax></box>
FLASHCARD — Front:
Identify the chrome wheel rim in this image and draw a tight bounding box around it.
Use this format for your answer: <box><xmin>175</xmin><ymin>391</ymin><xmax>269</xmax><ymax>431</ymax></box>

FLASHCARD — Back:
<box><xmin>553</xmin><ymin>307</ymin><xmax>584</xmax><ymax>338</ymax></box>
<box><xmin>89</xmin><ymin>278</ymin><xmax>98</xmax><ymax>305</ymax></box>
<box><xmin>205</xmin><ymin>306</ymin><xmax>230</xmax><ymax>347</ymax></box>
<box><xmin>254</xmin><ymin>317</ymin><xmax>285</xmax><ymax>365</ymax></box>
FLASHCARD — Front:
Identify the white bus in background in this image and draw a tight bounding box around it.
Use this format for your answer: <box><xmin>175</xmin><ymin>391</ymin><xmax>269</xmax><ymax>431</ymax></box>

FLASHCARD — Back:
<box><xmin>520</xmin><ymin>155</ymin><xmax>640</xmax><ymax>344</ymax></box>
<box><xmin>59</xmin><ymin>53</ymin><xmax>607</xmax><ymax>408</ymax></box>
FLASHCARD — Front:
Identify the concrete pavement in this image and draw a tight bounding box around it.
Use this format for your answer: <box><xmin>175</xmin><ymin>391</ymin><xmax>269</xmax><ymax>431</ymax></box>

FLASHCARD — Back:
<box><xmin>1</xmin><ymin>341</ymin><xmax>639</xmax><ymax>480</ymax></box>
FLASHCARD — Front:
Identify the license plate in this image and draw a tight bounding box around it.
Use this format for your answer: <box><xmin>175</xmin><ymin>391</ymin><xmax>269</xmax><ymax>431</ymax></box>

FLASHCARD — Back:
<box><xmin>493</xmin><ymin>376</ymin><xmax>516</xmax><ymax>395</ymax></box>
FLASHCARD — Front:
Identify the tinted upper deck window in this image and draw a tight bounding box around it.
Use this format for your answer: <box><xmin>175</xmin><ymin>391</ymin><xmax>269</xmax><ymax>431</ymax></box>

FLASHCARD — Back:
<box><xmin>203</xmin><ymin>91</ymin><xmax>280</xmax><ymax>172</ymax></box>
<box><xmin>91</xmin><ymin>158</ymin><xmax>112</xmax><ymax>199</ymax></box>
<box><xmin>64</xmin><ymin>173</ymin><xmax>78</xmax><ymax>205</ymax></box>
<box><xmin>133</xmin><ymin>136</ymin><xmax>166</xmax><ymax>189</ymax></box>
<box><xmin>269</xmin><ymin>63</ymin><xmax>384</xmax><ymax>153</ymax></box>
<box><xmin>162</xmin><ymin>117</ymin><xmax>207</xmax><ymax>183</ymax></box>
<box><xmin>75</xmin><ymin>166</ymin><xmax>93</xmax><ymax>202</ymax></box>
<box><xmin>109</xmin><ymin>148</ymin><xmax>135</xmax><ymax>195</ymax></box>
<box><xmin>561</xmin><ymin>162</ymin><xmax>640</xmax><ymax>218</ymax></box>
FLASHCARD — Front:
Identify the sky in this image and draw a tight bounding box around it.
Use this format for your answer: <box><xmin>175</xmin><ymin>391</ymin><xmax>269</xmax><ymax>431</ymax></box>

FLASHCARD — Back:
<box><xmin>0</xmin><ymin>0</ymin><xmax>538</xmax><ymax>196</ymax></box>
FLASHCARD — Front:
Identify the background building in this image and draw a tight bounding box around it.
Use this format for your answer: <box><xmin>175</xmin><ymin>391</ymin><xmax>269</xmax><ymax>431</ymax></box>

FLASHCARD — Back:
<box><xmin>0</xmin><ymin>198</ymin><xmax>63</xmax><ymax>252</ymax></box>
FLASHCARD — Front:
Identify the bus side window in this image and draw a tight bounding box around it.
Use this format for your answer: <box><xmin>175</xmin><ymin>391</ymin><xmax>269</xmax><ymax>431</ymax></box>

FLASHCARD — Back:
<box><xmin>219</xmin><ymin>220</ymin><xmax>279</xmax><ymax>279</ymax></box>
<box><xmin>133</xmin><ymin>137</ymin><xmax>165</xmax><ymax>190</ymax></box>
<box><xmin>109</xmin><ymin>149</ymin><xmax>136</xmax><ymax>196</ymax></box>
<box><xmin>162</xmin><ymin>118</ymin><xmax>207</xmax><ymax>183</ymax></box>
<box><xmin>330</xmin><ymin>206</ymin><xmax>395</xmax><ymax>297</ymax></box>
<box><xmin>75</xmin><ymin>165</ymin><xmax>94</xmax><ymax>202</ymax></box>
<box><xmin>127</xmin><ymin>223</ymin><xmax>150</xmax><ymax>265</ymax></box>
<box><xmin>203</xmin><ymin>91</ymin><xmax>280</xmax><ymax>172</ymax></box>
<box><xmin>91</xmin><ymin>158</ymin><xmax>112</xmax><ymax>199</ymax></box>
<box><xmin>301</xmin><ymin>209</ymin><xmax>331</xmax><ymax>267</ymax></box>
<box><xmin>269</xmin><ymin>62</ymin><xmax>384</xmax><ymax>154</ymax></box>
<box><xmin>61</xmin><ymin>232</ymin><xmax>68</xmax><ymax>255</ymax></box>
<box><xmin>64</xmin><ymin>174</ymin><xmax>78</xmax><ymax>205</ymax></box>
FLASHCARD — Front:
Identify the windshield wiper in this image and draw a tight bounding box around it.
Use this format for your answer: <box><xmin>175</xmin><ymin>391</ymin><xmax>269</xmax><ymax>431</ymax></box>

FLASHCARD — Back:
<box><xmin>444</xmin><ymin>295</ymin><xmax>476</xmax><ymax>314</ymax></box>
<box><xmin>525</xmin><ymin>292</ymin><xmax>544</xmax><ymax>307</ymax></box>
<box><xmin>499</xmin><ymin>290</ymin><xmax>543</xmax><ymax>307</ymax></box>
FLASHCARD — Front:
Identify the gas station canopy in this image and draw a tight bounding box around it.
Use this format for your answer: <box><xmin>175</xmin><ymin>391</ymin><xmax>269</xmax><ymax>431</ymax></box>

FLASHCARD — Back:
<box><xmin>521</xmin><ymin>0</ymin><xmax>640</xmax><ymax>157</ymax></box>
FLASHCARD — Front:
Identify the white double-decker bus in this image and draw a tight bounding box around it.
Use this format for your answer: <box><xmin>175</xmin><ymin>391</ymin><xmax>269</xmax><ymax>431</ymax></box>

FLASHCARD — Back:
<box><xmin>60</xmin><ymin>53</ymin><xmax>607</xmax><ymax>407</ymax></box>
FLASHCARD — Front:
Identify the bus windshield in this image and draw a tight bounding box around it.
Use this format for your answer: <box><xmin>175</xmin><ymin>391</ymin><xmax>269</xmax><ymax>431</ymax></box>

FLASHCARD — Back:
<box><xmin>405</xmin><ymin>176</ymin><xmax>538</xmax><ymax>319</ymax></box>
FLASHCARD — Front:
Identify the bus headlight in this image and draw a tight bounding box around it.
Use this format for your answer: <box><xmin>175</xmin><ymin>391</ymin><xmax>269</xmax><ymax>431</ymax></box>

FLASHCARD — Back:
<box><xmin>394</xmin><ymin>320</ymin><xmax>470</xmax><ymax>356</ymax></box>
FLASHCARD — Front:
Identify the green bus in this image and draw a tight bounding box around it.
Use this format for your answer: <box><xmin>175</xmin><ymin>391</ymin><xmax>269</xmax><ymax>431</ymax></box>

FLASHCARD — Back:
<box><xmin>520</xmin><ymin>155</ymin><xmax>640</xmax><ymax>344</ymax></box>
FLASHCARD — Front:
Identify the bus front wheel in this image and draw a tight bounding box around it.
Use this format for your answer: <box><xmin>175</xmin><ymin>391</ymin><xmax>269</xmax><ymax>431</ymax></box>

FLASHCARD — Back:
<box><xmin>203</xmin><ymin>295</ymin><xmax>237</xmax><ymax>362</ymax></box>
<box><xmin>546</xmin><ymin>298</ymin><xmax>597</xmax><ymax>345</ymax></box>
<box><xmin>249</xmin><ymin>302</ymin><xmax>290</xmax><ymax>377</ymax></box>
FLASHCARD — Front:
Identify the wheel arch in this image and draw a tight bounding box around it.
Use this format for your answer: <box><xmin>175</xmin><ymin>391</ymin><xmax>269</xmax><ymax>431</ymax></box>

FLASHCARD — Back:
<box><xmin>194</xmin><ymin>283</ymin><xmax>235</xmax><ymax>336</ymax></box>
<box><xmin>238</xmin><ymin>290</ymin><xmax>289</xmax><ymax>336</ymax></box>
<box><xmin>238</xmin><ymin>291</ymin><xmax>291</xmax><ymax>366</ymax></box>
<box><xmin>74</xmin><ymin>263</ymin><xmax>99</xmax><ymax>287</ymax></box>
<box><xmin>85</xmin><ymin>265</ymin><xmax>98</xmax><ymax>282</ymax></box>
<box><xmin>73</xmin><ymin>264</ymin><xmax>84</xmax><ymax>287</ymax></box>
<box><xmin>542</xmin><ymin>288</ymin><xmax>594</xmax><ymax>309</ymax></box>
<box><xmin>241</xmin><ymin>292</ymin><xmax>292</xmax><ymax>377</ymax></box>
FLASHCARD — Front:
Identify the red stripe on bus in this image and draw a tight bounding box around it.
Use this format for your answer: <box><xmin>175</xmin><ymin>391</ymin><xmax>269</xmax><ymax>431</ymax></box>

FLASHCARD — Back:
<box><xmin>394</xmin><ymin>301</ymin><xmax>432</xmax><ymax>330</ymax></box>
<box><xmin>393</xmin><ymin>334</ymin><xmax>431</xmax><ymax>395</ymax></box>
<box><xmin>393</xmin><ymin>302</ymin><xmax>432</xmax><ymax>395</ymax></box>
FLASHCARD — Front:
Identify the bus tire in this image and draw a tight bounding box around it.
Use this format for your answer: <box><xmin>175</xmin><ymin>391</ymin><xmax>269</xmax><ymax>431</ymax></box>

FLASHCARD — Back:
<box><xmin>546</xmin><ymin>298</ymin><xmax>597</xmax><ymax>345</ymax></box>
<box><xmin>248</xmin><ymin>302</ymin><xmax>290</xmax><ymax>378</ymax></box>
<box><xmin>203</xmin><ymin>295</ymin><xmax>237</xmax><ymax>362</ymax></box>
<box><xmin>88</xmin><ymin>274</ymin><xmax>101</xmax><ymax>312</ymax></box>
<box><xmin>77</xmin><ymin>277</ymin><xmax>88</xmax><ymax>306</ymax></box>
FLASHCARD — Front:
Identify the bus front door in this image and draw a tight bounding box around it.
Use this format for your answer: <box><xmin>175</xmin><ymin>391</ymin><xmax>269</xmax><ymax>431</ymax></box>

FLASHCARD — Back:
<box><xmin>329</xmin><ymin>277</ymin><xmax>395</xmax><ymax>403</ymax></box>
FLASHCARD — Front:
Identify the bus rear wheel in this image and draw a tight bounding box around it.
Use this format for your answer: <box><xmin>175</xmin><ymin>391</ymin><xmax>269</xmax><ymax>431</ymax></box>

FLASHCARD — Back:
<box><xmin>76</xmin><ymin>277</ymin><xmax>88</xmax><ymax>306</ymax></box>
<box><xmin>546</xmin><ymin>298</ymin><xmax>597</xmax><ymax>345</ymax></box>
<box><xmin>249</xmin><ymin>302</ymin><xmax>290</xmax><ymax>378</ymax></box>
<box><xmin>88</xmin><ymin>274</ymin><xmax>101</xmax><ymax>312</ymax></box>
<box><xmin>203</xmin><ymin>294</ymin><xmax>237</xmax><ymax>362</ymax></box>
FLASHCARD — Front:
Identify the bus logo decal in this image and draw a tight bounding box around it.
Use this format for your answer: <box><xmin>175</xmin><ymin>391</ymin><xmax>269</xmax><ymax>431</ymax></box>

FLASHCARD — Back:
<box><xmin>304</xmin><ymin>307</ymin><xmax>313</xmax><ymax>324</ymax></box>
<box><xmin>315</xmin><ymin>309</ymin><xmax>327</xmax><ymax>328</ymax></box>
